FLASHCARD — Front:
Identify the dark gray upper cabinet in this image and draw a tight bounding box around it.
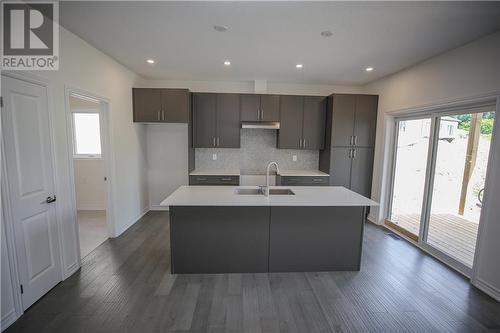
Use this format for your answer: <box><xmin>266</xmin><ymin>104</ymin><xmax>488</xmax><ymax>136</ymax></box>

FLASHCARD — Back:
<box><xmin>216</xmin><ymin>94</ymin><xmax>240</xmax><ymax>148</ymax></box>
<box><xmin>278</xmin><ymin>95</ymin><xmax>303</xmax><ymax>149</ymax></box>
<box><xmin>330</xmin><ymin>94</ymin><xmax>378</xmax><ymax>147</ymax></box>
<box><xmin>353</xmin><ymin>95</ymin><xmax>378</xmax><ymax>147</ymax></box>
<box><xmin>193</xmin><ymin>93</ymin><xmax>240</xmax><ymax>148</ymax></box>
<box><xmin>241</xmin><ymin>94</ymin><xmax>280</xmax><ymax>122</ymax></box>
<box><xmin>193</xmin><ymin>93</ymin><xmax>217</xmax><ymax>148</ymax></box>
<box><xmin>161</xmin><ymin>89</ymin><xmax>190</xmax><ymax>123</ymax></box>
<box><xmin>330</xmin><ymin>94</ymin><xmax>356</xmax><ymax>146</ymax></box>
<box><xmin>132</xmin><ymin>88</ymin><xmax>162</xmax><ymax>122</ymax></box>
<box><xmin>133</xmin><ymin>88</ymin><xmax>189</xmax><ymax>123</ymax></box>
<box><xmin>260</xmin><ymin>95</ymin><xmax>280</xmax><ymax>121</ymax></box>
<box><xmin>303</xmin><ymin>96</ymin><xmax>326</xmax><ymax>150</ymax></box>
<box><xmin>278</xmin><ymin>95</ymin><xmax>326</xmax><ymax>150</ymax></box>
<box><xmin>240</xmin><ymin>95</ymin><xmax>261</xmax><ymax>121</ymax></box>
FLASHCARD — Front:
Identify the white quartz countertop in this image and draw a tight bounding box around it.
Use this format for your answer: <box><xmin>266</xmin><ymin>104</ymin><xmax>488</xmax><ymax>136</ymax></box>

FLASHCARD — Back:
<box><xmin>278</xmin><ymin>170</ymin><xmax>329</xmax><ymax>177</ymax></box>
<box><xmin>189</xmin><ymin>169</ymin><xmax>241</xmax><ymax>176</ymax></box>
<box><xmin>161</xmin><ymin>186</ymin><xmax>378</xmax><ymax>207</ymax></box>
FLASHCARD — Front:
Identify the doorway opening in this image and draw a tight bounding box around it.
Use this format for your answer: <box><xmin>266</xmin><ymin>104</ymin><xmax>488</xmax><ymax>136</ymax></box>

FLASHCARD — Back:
<box><xmin>68</xmin><ymin>92</ymin><xmax>110</xmax><ymax>258</ymax></box>
<box><xmin>386</xmin><ymin>105</ymin><xmax>496</xmax><ymax>275</ymax></box>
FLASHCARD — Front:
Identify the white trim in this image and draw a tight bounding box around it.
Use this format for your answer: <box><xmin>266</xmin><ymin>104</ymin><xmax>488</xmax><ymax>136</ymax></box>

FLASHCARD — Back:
<box><xmin>1</xmin><ymin>309</ymin><xmax>19</xmax><ymax>332</ymax></box>
<box><xmin>64</xmin><ymin>86</ymin><xmax>117</xmax><ymax>269</ymax></box>
<box><xmin>472</xmin><ymin>278</ymin><xmax>500</xmax><ymax>302</ymax></box>
<box><xmin>113</xmin><ymin>207</ymin><xmax>149</xmax><ymax>238</ymax></box>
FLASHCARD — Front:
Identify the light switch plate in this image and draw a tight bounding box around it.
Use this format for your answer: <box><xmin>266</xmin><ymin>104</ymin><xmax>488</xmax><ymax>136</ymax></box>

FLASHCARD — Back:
<box><xmin>292</xmin><ymin>155</ymin><xmax>297</xmax><ymax>162</ymax></box>
<box><xmin>212</xmin><ymin>154</ymin><xmax>217</xmax><ymax>160</ymax></box>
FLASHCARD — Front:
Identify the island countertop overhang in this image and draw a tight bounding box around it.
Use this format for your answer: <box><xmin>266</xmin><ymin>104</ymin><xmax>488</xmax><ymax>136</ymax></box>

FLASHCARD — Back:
<box><xmin>160</xmin><ymin>185</ymin><xmax>379</xmax><ymax>208</ymax></box>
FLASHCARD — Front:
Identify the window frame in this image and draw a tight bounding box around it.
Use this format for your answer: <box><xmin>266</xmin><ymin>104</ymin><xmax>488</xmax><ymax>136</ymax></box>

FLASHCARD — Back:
<box><xmin>71</xmin><ymin>108</ymin><xmax>103</xmax><ymax>159</ymax></box>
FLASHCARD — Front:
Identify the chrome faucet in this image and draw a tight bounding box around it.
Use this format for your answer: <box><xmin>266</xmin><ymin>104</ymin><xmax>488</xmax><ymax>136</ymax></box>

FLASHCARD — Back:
<box><xmin>264</xmin><ymin>162</ymin><xmax>280</xmax><ymax>196</ymax></box>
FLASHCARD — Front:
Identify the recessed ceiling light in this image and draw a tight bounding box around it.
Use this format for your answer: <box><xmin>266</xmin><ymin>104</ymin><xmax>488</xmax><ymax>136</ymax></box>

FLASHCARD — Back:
<box><xmin>213</xmin><ymin>25</ymin><xmax>229</xmax><ymax>32</ymax></box>
<box><xmin>365</xmin><ymin>67</ymin><xmax>374</xmax><ymax>72</ymax></box>
<box><xmin>296</xmin><ymin>64</ymin><xmax>303</xmax><ymax>69</ymax></box>
<box><xmin>146</xmin><ymin>59</ymin><xmax>155</xmax><ymax>64</ymax></box>
<box><xmin>320</xmin><ymin>30</ymin><xmax>333</xmax><ymax>37</ymax></box>
<box><xmin>224</xmin><ymin>60</ymin><xmax>231</xmax><ymax>66</ymax></box>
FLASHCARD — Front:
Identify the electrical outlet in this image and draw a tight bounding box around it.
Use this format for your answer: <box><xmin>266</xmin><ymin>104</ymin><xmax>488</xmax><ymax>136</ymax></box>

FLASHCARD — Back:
<box><xmin>292</xmin><ymin>155</ymin><xmax>297</xmax><ymax>162</ymax></box>
<box><xmin>212</xmin><ymin>154</ymin><xmax>217</xmax><ymax>161</ymax></box>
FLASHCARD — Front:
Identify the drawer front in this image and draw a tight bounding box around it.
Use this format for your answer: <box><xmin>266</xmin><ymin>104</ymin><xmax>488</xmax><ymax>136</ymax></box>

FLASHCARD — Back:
<box><xmin>278</xmin><ymin>176</ymin><xmax>329</xmax><ymax>186</ymax></box>
<box><xmin>189</xmin><ymin>175</ymin><xmax>239</xmax><ymax>186</ymax></box>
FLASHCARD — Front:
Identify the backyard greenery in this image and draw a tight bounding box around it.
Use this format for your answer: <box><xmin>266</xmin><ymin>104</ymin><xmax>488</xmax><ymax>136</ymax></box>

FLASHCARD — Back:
<box><xmin>456</xmin><ymin>112</ymin><xmax>495</xmax><ymax>135</ymax></box>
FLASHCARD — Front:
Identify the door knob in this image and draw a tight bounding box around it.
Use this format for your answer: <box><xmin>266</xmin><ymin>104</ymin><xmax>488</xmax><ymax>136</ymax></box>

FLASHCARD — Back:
<box><xmin>43</xmin><ymin>195</ymin><xmax>56</xmax><ymax>204</ymax></box>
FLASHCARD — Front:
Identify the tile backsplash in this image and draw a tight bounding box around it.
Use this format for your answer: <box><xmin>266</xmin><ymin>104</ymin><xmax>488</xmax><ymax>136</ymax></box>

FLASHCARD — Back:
<box><xmin>195</xmin><ymin>129</ymin><xmax>319</xmax><ymax>174</ymax></box>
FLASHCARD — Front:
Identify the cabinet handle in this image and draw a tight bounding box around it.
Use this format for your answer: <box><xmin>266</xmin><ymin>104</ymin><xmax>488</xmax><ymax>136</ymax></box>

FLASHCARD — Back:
<box><xmin>349</xmin><ymin>135</ymin><xmax>353</xmax><ymax>145</ymax></box>
<box><xmin>162</xmin><ymin>110</ymin><xmax>166</xmax><ymax>121</ymax></box>
<box><xmin>303</xmin><ymin>138</ymin><xmax>306</xmax><ymax>149</ymax></box>
<box><xmin>260</xmin><ymin>108</ymin><xmax>264</xmax><ymax>120</ymax></box>
<box><xmin>157</xmin><ymin>111</ymin><xmax>161</xmax><ymax>121</ymax></box>
<box><xmin>348</xmin><ymin>149</ymin><xmax>352</xmax><ymax>158</ymax></box>
<box><xmin>213</xmin><ymin>137</ymin><xmax>216</xmax><ymax>147</ymax></box>
<box><xmin>257</xmin><ymin>108</ymin><xmax>260</xmax><ymax>120</ymax></box>
<box><xmin>197</xmin><ymin>177</ymin><xmax>207</xmax><ymax>181</ymax></box>
<box><xmin>312</xmin><ymin>178</ymin><xmax>323</xmax><ymax>182</ymax></box>
<box><xmin>217</xmin><ymin>136</ymin><xmax>220</xmax><ymax>147</ymax></box>
<box><xmin>221</xmin><ymin>177</ymin><xmax>232</xmax><ymax>181</ymax></box>
<box><xmin>354</xmin><ymin>136</ymin><xmax>358</xmax><ymax>145</ymax></box>
<box><xmin>353</xmin><ymin>149</ymin><xmax>357</xmax><ymax>159</ymax></box>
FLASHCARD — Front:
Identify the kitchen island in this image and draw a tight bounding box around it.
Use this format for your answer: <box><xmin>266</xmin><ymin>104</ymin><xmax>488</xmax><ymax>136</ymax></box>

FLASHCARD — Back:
<box><xmin>161</xmin><ymin>186</ymin><xmax>378</xmax><ymax>274</ymax></box>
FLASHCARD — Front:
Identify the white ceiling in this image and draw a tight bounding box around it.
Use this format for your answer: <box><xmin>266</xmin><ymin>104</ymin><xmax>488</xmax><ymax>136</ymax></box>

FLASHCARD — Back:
<box><xmin>60</xmin><ymin>1</ymin><xmax>500</xmax><ymax>85</ymax></box>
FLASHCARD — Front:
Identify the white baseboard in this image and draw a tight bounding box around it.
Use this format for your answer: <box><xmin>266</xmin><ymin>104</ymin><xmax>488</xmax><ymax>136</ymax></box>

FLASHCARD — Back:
<box><xmin>473</xmin><ymin>278</ymin><xmax>500</xmax><ymax>302</ymax></box>
<box><xmin>112</xmin><ymin>207</ymin><xmax>149</xmax><ymax>238</ymax></box>
<box><xmin>1</xmin><ymin>309</ymin><xmax>19</xmax><ymax>332</ymax></box>
<box><xmin>64</xmin><ymin>261</ymin><xmax>80</xmax><ymax>280</ymax></box>
<box><xmin>149</xmin><ymin>204</ymin><xmax>169</xmax><ymax>211</ymax></box>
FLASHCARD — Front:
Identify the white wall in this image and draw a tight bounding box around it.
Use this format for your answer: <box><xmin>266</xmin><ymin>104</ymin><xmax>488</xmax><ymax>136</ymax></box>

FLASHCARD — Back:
<box><xmin>3</xmin><ymin>27</ymin><xmax>149</xmax><ymax>281</ymax></box>
<box><xmin>364</xmin><ymin>31</ymin><xmax>500</xmax><ymax>299</ymax></box>
<box><xmin>136</xmin><ymin>78</ymin><xmax>364</xmax><ymax>208</ymax></box>
<box><xmin>73</xmin><ymin>159</ymin><xmax>106</xmax><ymax>210</ymax></box>
<box><xmin>146</xmin><ymin>124</ymin><xmax>189</xmax><ymax>210</ymax></box>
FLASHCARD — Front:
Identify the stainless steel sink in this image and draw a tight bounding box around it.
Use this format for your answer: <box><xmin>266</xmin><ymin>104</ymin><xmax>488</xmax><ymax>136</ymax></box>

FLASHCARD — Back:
<box><xmin>234</xmin><ymin>188</ymin><xmax>295</xmax><ymax>195</ymax></box>
<box><xmin>234</xmin><ymin>188</ymin><xmax>264</xmax><ymax>195</ymax></box>
<box><xmin>269</xmin><ymin>189</ymin><xmax>295</xmax><ymax>195</ymax></box>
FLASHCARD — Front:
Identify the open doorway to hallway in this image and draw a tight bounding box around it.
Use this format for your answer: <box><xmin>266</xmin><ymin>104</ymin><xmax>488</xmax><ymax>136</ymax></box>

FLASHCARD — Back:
<box><xmin>69</xmin><ymin>94</ymin><xmax>109</xmax><ymax>258</ymax></box>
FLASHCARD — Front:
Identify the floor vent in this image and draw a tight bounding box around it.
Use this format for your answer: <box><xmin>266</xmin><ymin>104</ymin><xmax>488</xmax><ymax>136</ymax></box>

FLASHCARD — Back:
<box><xmin>385</xmin><ymin>232</ymin><xmax>401</xmax><ymax>240</ymax></box>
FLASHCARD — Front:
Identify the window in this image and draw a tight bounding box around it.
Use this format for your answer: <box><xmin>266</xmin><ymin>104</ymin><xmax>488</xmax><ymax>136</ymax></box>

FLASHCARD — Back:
<box><xmin>73</xmin><ymin>112</ymin><xmax>102</xmax><ymax>158</ymax></box>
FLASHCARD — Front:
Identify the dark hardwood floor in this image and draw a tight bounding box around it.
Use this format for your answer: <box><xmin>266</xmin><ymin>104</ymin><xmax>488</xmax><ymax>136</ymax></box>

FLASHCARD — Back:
<box><xmin>6</xmin><ymin>211</ymin><xmax>500</xmax><ymax>333</ymax></box>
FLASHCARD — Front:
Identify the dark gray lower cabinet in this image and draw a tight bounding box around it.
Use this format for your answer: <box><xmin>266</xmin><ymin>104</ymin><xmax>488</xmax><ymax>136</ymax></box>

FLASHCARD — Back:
<box><xmin>276</xmin><ymin>175</ymin><xmax>329</xmax><ymax>186</ymax></box>
<box><xmin>169</xmin><ymin>206</ymin><xmax>270</xmax><ymax>273</ymax></box>
<box><xmin>189</xmin><ymin>175</ymin><xmax>239</xmax><ymax>185</ymax></box>
<box><xmin>269</xmin><ymin>206</ymin><xmax>365</xmax><ymax>272</ymax></box>
<box><xmin>169</xmin><ymin>205</ymin><xmax>367</xmax><ymax>273</ymax></box>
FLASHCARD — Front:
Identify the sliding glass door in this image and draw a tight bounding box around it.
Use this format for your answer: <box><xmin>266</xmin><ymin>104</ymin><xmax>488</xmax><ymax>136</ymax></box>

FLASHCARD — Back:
<box><xmin>425</xmin><ymin>111</ymin><xmax>495</xmax><ymax>269</ymax></box>
<box><xmin>388</xmin><ymin>118</ymin><xmax>432</xmax><ymax>240</ymax></box>
<box><xmin>388</xmin><ymin>107</ymin><xmax>496</xmax><ymax>275</ymax></box>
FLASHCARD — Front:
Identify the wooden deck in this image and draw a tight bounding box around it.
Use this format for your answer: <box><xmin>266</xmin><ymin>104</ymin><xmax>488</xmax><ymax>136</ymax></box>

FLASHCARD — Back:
<box><xmin>390</xmin><ymin>213</ymin><xmax>479</xmax><ymax>267</ymax></box>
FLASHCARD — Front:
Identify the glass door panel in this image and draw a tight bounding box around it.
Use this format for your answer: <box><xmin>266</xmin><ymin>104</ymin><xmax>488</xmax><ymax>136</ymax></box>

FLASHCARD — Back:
<box><xmin>426</xmin><ymin>111</ymin><xmax>495</xmax><ymax>268</ymax></box>
<box><xmin>388</xmin><ymin>118</ymin><xmax>432</xmax><ymax>239</ymax></box>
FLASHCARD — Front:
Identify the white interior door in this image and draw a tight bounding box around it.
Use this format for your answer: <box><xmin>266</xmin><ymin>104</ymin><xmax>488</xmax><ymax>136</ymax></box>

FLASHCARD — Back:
<box><xmin>1</xmin><ymin>75</ymin><xmax>62</xmax><ymax>310</ymax></box>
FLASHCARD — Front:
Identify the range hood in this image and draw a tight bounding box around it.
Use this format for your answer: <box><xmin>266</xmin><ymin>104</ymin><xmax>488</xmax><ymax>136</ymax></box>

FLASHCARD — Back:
<box><xmin>241</xmin><ymin>121</ymin><xmax>280</xmax><ymax>129</ymax></box>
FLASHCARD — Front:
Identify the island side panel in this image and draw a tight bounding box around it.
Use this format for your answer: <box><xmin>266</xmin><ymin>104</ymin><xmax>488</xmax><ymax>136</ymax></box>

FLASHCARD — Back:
<box><xmin>169</xmin><ymin>206</ymin><xmax>270</xmax><ymax>273</ymax></box>
<box><xmin>269</xmin><ymin>206</ymin><xmax>366</xmax><ymax>272</ymax></box>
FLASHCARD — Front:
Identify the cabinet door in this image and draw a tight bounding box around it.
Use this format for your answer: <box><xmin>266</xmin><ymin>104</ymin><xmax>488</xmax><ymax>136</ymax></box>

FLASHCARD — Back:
<box><xmin>278</xmin><ymin>95</ymin><xmax>303</xmax><ymax>149</ymax></box>
<box><xmin>354</xmin><ymin>95</ymin><xmax>378</xmax><ymax>147</ymax></box>
<box><xmin>240</xmin><ymin>95</ymin><xmax>260</xmax><ymax>121</ymax></box>
<box><xmin>350</xmin><ymin>147</ymin><xmax>374</xmax><ymax>197</ymax></box>
<box><xmin>133</xmin><ymin>88</ymin><xmax>162</xmax><ymax>122</ymax></box>
<box><xmin>329</xmin><ymin>147</ymin><xmax>352</xmax><ymax>188</ymax></box>
<box><xmin>331</xmin><ymin>94</ymin><xmax>355</xmax><ymax>146</ymax></box>
<box><xmin>162</xmin><ymin>89</ymin><xmax>189</xmax><ymax>123</ymax></box>
<box><xmin>216</xmin><ymin>94</ymin><xmax>240</xmax><ymax>148</ymax></box>
<box><xmin>260</xmin><ymin>95</ymin><xmax>280</xmax><ymax>121</ymax></box>
<box><xmin>193</xmin><ymin>93</ymin><xmax>217</xmax><ymax>148</ymax></box>
<box><xmin>302</xmin><ymin>96</ymin><xmax>326</xmax><ymax>150</ymax></box>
